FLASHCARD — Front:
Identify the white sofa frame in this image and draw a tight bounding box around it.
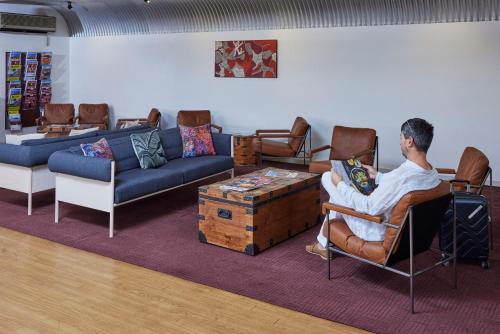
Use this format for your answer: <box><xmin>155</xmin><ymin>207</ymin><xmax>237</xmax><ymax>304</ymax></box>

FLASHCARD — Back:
<box><xmin>0</xmin><ymin>163</ymin><xmax>55</xmax><ymax>215</ymax></box>
<box><xmin>54</xmin><ymin>137</ymin><xmax>235</xmax><ymax>238</ymax></box>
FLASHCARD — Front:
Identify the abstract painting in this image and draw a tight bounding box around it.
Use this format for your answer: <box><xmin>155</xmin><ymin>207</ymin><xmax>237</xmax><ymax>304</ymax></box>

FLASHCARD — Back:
<box><xmin>215</xmin><ymin>40</ymin><xmax>277</xmax><ymax>78</ymax></box>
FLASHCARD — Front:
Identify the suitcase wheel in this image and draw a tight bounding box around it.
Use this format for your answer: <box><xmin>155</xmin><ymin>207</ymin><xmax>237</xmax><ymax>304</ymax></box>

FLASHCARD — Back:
<box><xmin>441</xmin><ymin>253</ymin><xmax>450</xmax><ymax>267</ymax></box>
<box><xmin>481</xmin><ymin>260</ymin><xmax>490</xmax><ymax>270</ymax></box>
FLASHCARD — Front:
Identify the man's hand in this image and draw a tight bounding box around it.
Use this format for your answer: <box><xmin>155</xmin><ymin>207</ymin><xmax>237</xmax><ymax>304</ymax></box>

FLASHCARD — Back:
<box><xmin>362</xmin><ymin>164</ymin><xmax>377</xmax><ymax>179</ymax></box>
<box><xmin>330</xmin><ymin>169</ymin><xmax>343</xmax><ymax>186</ymax></box>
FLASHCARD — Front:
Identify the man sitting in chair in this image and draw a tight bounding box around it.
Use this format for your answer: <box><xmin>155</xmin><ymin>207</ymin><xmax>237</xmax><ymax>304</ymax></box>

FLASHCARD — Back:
<box><xmin>306</xmin><ymin>118</ymin><xmax>441</xmax><ymax>260</ymax></box>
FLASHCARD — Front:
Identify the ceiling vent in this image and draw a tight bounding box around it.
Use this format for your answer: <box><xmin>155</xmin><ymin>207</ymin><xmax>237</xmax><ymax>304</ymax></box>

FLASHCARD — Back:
<box><xmin>0</xmin><ymin>12</ymin><xmax>56</xmax><ymax>33</ymax></box>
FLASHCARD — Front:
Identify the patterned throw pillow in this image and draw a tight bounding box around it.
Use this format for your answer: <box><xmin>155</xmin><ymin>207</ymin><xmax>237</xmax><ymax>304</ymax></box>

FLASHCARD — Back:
<box><xmin>179</xmin><ymin>124</ymin><xmax>216</xmax><ymax>158</ymax></box>
<box><xmin>130</xmin><ymin>129</ymin><xmax>167</xmax><ymax>169</ymax></box>
<box><xmin>80</xmin><ymin>138</ymin><xmax>114</xmax><ymax>159</ymax></box>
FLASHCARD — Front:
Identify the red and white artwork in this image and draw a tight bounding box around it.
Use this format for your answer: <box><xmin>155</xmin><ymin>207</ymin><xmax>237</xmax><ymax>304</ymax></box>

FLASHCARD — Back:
<box><xmin>215</xmin><ymin>40</ymin><xmax>277</xmax><ymax>78</ymax></box>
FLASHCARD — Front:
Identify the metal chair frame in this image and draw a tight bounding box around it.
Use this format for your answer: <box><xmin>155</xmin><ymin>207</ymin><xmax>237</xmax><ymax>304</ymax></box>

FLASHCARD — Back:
<box><xmin>325</xmin><ymin>194</ymin><xmax>456</xmax><ymax>314</ymax></box>
<box><xmin>257</xmin><ymin>125</ymin><xmax>312</xmax><ymax>167</ymax></box>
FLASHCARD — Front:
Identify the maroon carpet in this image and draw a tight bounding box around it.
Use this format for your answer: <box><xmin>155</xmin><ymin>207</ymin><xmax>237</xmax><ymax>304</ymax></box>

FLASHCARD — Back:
<box><xmin>1</xmin><ymin>163</ymin><xmax>499</xmax><ymax>333</ymax></box>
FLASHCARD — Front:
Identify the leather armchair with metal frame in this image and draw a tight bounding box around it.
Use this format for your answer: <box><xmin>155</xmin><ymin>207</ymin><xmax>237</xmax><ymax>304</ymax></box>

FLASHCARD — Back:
<box><xmin>323</xmin><ymin>181</ymin><xmax>454</xmax><ymax>313</ymax></box>
<box><xmin>35</xmin><ymin>103</ymin><xmax>75</xmax><ymax>128</ymax></box>
<box><xmin>176</xmin><ymin>110</ymin><xmax>222</xmax><ymax>133</ymax></box>
<box><xmin>252</xmin><ymin>116</ymin><xmax>311</xmax><ymax>166</ymax></box>
<box><xmin>76</xmin><ymin>103</ymin><xmax>109</xmax><ymax>130</ymax></box>
<box><xmin>308</xmin><ymin>125</ymin><xmax>378</xmax><ymax>174</ymax></box>
<box><xmin>436</xmin><ymin>147</ymin><xmax>492</xmax><ymax>194</ymax></box>
<box><xmin>116</xmin><ymin>108</ymin><xmax>162</xmax><ymax>129</ymax></box>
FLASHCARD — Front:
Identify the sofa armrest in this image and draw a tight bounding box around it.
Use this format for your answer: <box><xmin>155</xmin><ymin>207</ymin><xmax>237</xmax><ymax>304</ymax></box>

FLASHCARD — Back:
<box><xmin>212</xmin><ymin>133</ymin><xmax>233</xmax><ymax>156</ymax></box>
<box><xmin>48</xmin><ymin>150</ymin><xmax>113</xmax><ymax>182</ymax></box>
<box><xmin>322</xmin><ymin>203</ymin><xmax>383</xmax><ymax>223</ymax></box>
<box><xmin>0</xmin><ymin>144</ymin><xmax>35</xmax><ymax>167</ymax></box>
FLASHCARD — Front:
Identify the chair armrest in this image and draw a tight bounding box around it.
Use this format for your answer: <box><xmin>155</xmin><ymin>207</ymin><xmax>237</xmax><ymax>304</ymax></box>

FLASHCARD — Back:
<box><xmin>322</xmin><ymin>203</ymin><xmax>383</xmax><ymax>224</ymax></box>
<box><xmin>308</xmin><ymin>145</ymin><xmax>331</xmax><ymax>158</ymax></box>
<box><xmin>436</xmin><ymin>168</ymin><xmax>456</xmax><ymax>174</ymax></box>
<box><xmin>255</xmin><ymin>129</ymin><xmax>291</xmax><ymax>135</ymax></box>
<box><xmin>256</xmin><ymin>134</ymin><xmax>304</xmax><ymax>139</ymax></box>
<box><xmin>117</xmin><ymin>118</ymin><xmax>148</xmax><ymax>122</ymax></box>
<box><xmin>211</xmin><ymin>124</ymin><xmax>223</xmax><ymax>133</ymax></box>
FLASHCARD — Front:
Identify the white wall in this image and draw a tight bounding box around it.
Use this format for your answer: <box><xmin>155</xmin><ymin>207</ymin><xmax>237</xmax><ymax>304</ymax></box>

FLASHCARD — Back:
<box><xmin>0</xmin><ymin>4</ymin><xmax>69</xmax><ymax>140</ymax></box>
<box><xmin>69</xmin><ymin>21</ymin><xmax>500</xmax><ymax>182</ymax></box>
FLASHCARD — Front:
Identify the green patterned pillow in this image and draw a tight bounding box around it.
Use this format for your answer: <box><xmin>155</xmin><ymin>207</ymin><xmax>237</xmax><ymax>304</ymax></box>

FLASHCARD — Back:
<box><xmin>130</xmin><ymin>129</ymin><xmax>167</xmax><ymax>169</ymax></box>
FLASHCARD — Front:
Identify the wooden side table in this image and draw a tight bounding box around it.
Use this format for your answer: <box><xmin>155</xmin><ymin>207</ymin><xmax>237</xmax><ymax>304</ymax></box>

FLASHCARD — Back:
<box><xmin>232</xmin><ymin>134</ymin><xmax>257</xmax><ymax>166</ymax></box>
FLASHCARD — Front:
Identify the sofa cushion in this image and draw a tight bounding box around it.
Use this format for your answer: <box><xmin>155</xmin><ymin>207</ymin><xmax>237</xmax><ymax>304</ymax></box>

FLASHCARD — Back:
<box><xmin>81</xmin><ymin>138</ymin><xmax>114</xmax><ymax>159</ymax></box>
<box><xmin>179</xmin><ymin>124</ymin><xmax>216</xmax><ymax>158</ymax></box>
<box><xmin>131</xmin><ymin>129</ymin><xmax>167</xmax><ymax>169</ymax></box>
<box><xmin>114</xmin><ymin>168</ymin><xmax>184</xmax><ymax>204</ymax></box>
<box><xmin>159</xmin><ymin>127</ymin><xmax>183</xmax><ymax>160</ymax></box>
<box><xmin>161</xmin><ymin>155</ymin><xmax>233</xmax><ymax>183</ymax></box>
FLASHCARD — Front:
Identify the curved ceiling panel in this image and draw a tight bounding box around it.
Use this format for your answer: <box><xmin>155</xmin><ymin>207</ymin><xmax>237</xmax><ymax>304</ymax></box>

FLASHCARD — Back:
<box><xmin>7</xmin><ymin>0</ymin><xmax>500</xmax><ymax>37</ymax></box>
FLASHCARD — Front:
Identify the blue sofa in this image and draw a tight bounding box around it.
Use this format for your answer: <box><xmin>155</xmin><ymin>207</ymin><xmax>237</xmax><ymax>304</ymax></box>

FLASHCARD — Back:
<box><xmin>0</xmin><ymin>125</ymin><xmax>152</xmax><ymax>215</ymax></box>
<box><xmin>48</xmin><ymin>128</ymin><xmax>234</xmax><ymax>237</ymax></box>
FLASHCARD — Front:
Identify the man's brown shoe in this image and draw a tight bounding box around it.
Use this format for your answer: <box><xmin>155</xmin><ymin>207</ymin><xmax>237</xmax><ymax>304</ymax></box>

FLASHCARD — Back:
<box><xmin>305</xmin><ymin>242</ymin><xmax>333</xmax><ymax>260</ymax></box>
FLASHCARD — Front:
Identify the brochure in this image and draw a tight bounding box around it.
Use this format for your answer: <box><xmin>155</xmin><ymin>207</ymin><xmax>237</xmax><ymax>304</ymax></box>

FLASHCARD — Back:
<box><xmin>220</xmin><ymin>176</ymin><xmax>273</xmax><ymax>192</ymax></box>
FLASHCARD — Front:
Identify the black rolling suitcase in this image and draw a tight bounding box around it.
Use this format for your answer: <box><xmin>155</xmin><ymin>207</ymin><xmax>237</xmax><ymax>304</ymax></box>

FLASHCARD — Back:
<box><xmin>439</xmin><ymin>192</ymin><xmax>492</xmax><ymax>269</ymax></box>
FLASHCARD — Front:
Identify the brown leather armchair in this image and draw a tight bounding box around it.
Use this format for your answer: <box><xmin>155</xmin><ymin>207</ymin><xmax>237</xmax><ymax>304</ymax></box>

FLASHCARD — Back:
<box><xmin>76</xmin><ymin>104</ymin><xmax>109</xmax><ymax>130</ymax></box>
<box><xmin>308</xmin><ymin>125</ymin><xmax>377</xmax><ymax>174</ymax></box>
<box><xmin>323</xmin><ymin>181</ymin><xmax>453</xmax><ymax>313</ymax></box>
<box><xmin>177</xmin><ymin>110</ymin><xmax>222</xmax><ymax>133</ymax></box>
<box><xmin>116</xmin><ymin>108</ymin><xmax>162</xmax><ymax>129</ymax></box>
<box><xmin>252</xmin><ymin>117</ymin><xmax>311</xmax><ymax>166</ymax></box>
<box><xmin>35</xmin><ymin>103</ymin><xmax>75</xmax><ymax>127</ymax></box>
<box><xmin>436</xmin><ymin>147</ymin><xmax>492</xmax><ymax>194</ymax></box>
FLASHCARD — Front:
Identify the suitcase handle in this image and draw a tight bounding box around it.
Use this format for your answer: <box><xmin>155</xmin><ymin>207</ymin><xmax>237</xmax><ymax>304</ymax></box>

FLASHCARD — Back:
<box><xmin>217</xmin><ymin>208</ymin><xmax>232</xmax><ymax>220</ymax></box>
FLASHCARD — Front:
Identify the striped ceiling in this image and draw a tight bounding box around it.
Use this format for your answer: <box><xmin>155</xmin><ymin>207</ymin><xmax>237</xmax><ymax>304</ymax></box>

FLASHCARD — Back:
<box><xmin>5</xmin><ymin>0</ymin><xmax>500</xmax><ymax>36</ymax></box>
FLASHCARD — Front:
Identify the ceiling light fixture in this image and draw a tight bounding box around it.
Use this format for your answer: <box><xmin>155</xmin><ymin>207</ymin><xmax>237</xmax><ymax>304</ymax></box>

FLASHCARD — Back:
<box><xmin>67</xmin><ymin>1</ymin><xmax>73</xmax><ymax>10</ymax></box>
<box><xmin>144</xmin><ymin>0</ymin><xmax>151</xmax><ymax>3</ymax></box>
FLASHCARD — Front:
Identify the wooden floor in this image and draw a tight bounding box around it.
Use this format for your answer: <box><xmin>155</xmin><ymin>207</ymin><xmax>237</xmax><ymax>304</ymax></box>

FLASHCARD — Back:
<box><xmin>0</xmin><ymin>227</ymin><xmax>368</xmax><ymax>334</ymax></box>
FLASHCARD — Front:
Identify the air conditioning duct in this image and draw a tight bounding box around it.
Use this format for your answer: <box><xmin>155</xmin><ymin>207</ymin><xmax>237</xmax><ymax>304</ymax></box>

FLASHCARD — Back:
<box><xmin>0</xmin><ymin>12</ymin><xmax>56</xmax><ymax>33</ymax></box>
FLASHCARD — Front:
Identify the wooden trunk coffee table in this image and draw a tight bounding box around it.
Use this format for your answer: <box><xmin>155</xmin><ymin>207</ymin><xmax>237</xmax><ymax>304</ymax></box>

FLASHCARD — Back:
<box><xmin>198</xmin><ymin>168</ymin><xmax>321</xmax><ymax>255</ymax></box>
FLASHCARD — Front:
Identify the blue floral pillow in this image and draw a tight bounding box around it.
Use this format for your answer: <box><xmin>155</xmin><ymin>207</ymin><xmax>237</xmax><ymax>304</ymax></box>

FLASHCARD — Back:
<box><xmin>130</xmin><ymin>129</ymin><xmax>167</xmax><ymax>169</ymax></box>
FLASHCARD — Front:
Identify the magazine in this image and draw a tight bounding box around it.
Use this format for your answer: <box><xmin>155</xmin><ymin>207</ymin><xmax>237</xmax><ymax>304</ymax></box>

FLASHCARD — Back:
<box><xmin>220</xmin><ymin>176</ymin><xmax>273</xmax><ymax>192</ymax></box>
<box><xmin>264</xmin><ymin>169</ymin><xmax>298</xmax><ymax>178</ymax></box>
<box><xmin>331</xmin><ymin>159</ymin><xmax>375</xmax><ymax>195</ymax></box>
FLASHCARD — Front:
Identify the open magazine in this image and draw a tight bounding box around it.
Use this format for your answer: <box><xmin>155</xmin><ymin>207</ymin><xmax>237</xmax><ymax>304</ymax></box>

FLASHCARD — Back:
<box><xmin>331</xmin><ymin>159</ymin><xmax>375</xmax><ymax>195</ymax></box>
<box><xmin>220</xmin><ymin>176</ymin><xmax>273</xmax><ymax>192</ymax></box>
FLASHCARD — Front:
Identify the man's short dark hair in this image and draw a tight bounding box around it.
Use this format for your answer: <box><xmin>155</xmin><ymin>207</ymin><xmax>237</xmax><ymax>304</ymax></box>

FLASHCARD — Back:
<box><xmin>401</xmin><ymin>118</ymin><xmax>434</xmax><ymax>153</ymax></box>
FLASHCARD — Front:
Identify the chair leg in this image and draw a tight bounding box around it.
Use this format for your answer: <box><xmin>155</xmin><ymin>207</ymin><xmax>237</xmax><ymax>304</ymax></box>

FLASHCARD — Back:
<box><xmin>327</xmin><ymin>214</ymin><xmax>331</xmax><ymax>280</ymax></box>
<box><xmin>409</xmin><ymin>208</ymin><xmax>415</xmax><ymax>313</ymax></box>
<box><xmin>410</xmin><ymin>274</ymin><xmax>415</xmax><ymax>314</ymax></box>
<box><xmin>453</xmin><ymin>196</ymin><xmax>458</xmax><ymax>289</ymax></box>
<box><xmin>55</xmin><ymin>200</ymin><xmax>59</xmax><ymax>223</ymax></box>
<box><xmin>109</xmin><ymin>208</ymin><xmax>114</xmax><ymax>238</ymax></box>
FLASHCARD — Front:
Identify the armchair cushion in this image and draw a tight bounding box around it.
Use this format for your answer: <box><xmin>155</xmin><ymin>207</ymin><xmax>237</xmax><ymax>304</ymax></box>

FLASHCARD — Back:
<box><xmin>454</xmin><ymin>147</ymin><xmax>489</xmax><ymax>191</ymax></box>
<box><xmin>329</xmin><ymin>219</ymin><xmax>386</xmax><ymax>264</ymax></box>
<box><xmin>177</xmin><ymin>110</ymin><xmax>212</xmax><ymax>127</ymax></box>
<box><xmin>331</xmin><ymin>126</ymin><xmax>376</xmax><ymax>165</ymax></box>
<box><xmin>252</xmin><ymin>139</ymin><xmax>295</xmax><ymax>157</ymax></box>
<box><xmin>45</xmin><ymin>103</ymin><xmax>75</xmax><ymax>125</ymax></box>
<box><xmin>382</xmin><ymin>181</ymin><xmax>450</xmax><ymax>252</ymax></box>
<box><xmin>288</xmin><ymin>117</ymin><xmax>309</xmax><ymax>152</ymax></box>
<box><xmin>78</xmin><ymin>104</ymin><xmax>109</xmax><ymax>125</ymax></box>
